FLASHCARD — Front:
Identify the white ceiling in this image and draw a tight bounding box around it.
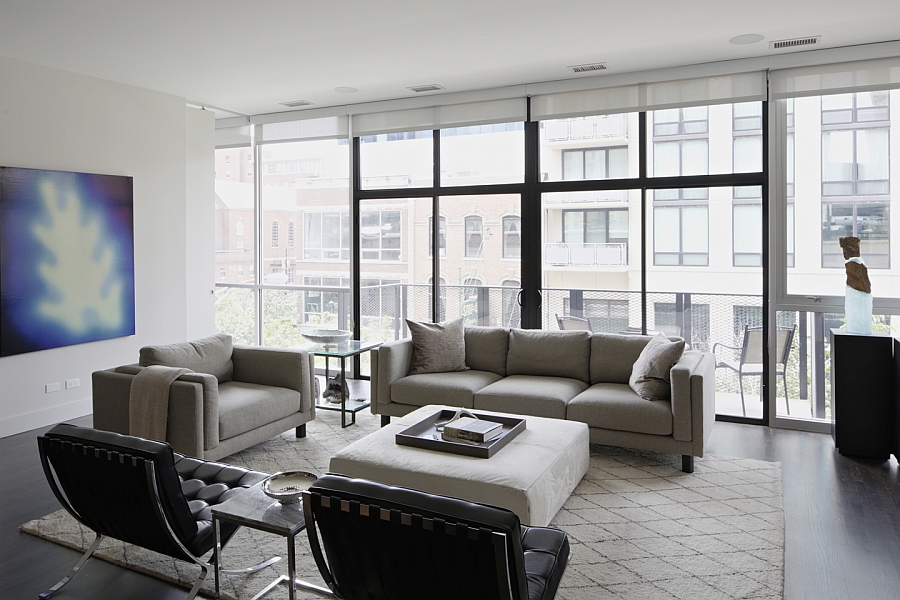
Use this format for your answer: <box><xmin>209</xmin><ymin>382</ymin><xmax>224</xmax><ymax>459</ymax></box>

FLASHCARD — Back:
<box><xmin>0</xmin><ymin>0</ymin><xmax>898</xmax><ymax>118</ymax></box>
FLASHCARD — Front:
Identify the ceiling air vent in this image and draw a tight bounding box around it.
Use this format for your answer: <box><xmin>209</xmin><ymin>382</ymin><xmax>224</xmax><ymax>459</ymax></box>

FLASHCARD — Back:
<box><xmin>280</xmin><ymin>100</ymin><xmax>313</xmax><ymax>108</ymax></box>
<box><xmin>407</xmin><ymin>84</ymin><xmax>445</xmax><ymax>93</ymax></box>
<box><xmin>569</xmin><ymin>62</ymin><xmax>607</xmax><ymax>73</ymax></box>
<box><xmin>770</xmin><ymin>36</ymin><xmax>821</xmax><ymax>50</ymax></box>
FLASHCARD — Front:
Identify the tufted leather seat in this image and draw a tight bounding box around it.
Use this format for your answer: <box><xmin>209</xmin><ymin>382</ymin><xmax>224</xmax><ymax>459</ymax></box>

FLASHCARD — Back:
<box><xmin>303</xmin><ymin>474</ymin><xmax>570</xmax><ymax>600</ymax></box>
<box><xmin>38</xmin><ymin>424</ymin><xmax>269</xmax><ymax>599</ymax></box>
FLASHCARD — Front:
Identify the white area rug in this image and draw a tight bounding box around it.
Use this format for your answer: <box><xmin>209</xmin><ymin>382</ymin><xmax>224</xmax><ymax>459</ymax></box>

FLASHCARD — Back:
<box><xmin>22</xmin><ymin>409</ymin><xmax>784</xmax><ymax>599</ymax></box>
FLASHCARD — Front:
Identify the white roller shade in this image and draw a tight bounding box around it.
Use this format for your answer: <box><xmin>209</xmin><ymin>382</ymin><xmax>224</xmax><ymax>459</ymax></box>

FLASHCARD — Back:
<box><xmin>531</xmin><ymin>71</ymin><xmax>767</xmax><ymax>120</ymax></box>
<box><xmin>770</xmin><ymin>57</ymin><xmax>900</xmax><ymax>99</ymax></box>
<box><xmin>351</xmin><ymin>97</ymin><xmax>527</xmax><ymax>136</ymax></box>
<box><xmin>259</xmin><ymin>116</ymin><xmax>349</xmax><ymax>142</ymax></box>
<box><xmin>214</xmin><ymin>125</ymin><xmax>251</xmax><ymax>148</ymax></box>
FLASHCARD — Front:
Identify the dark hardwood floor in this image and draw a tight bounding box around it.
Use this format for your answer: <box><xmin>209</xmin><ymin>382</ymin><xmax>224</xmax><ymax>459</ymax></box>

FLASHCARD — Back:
<box><xmin>2</xmin><ymin>389</ymin><xmax>899</xmax><ymax>599</ymax></box>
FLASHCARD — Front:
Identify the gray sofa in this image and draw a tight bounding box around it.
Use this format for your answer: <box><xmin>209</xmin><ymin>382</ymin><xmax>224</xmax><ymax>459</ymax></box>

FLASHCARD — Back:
<box><xmin>371</xmin><ymin>327</ymin><xmax>716</xmax><ymax>472</ymax></box>
<box><xmin>92</xmin><ymin>334</ymin><xmax>316</xmax><ymax>461</ymax></box>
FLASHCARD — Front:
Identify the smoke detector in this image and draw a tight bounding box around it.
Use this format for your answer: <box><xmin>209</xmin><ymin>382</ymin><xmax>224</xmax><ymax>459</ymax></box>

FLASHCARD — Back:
<box><xmin>280</xmin><ymin>100</ymin><xmax>313</xmax><ymax>108</ymax></box>
<box><xmin>770</xmin><ymin>36</ymin><xmax>821</xmax><ymax>50</ymax></box>
<box><xmin>568</xmin><ymin>63</ymin><xmax>607</xmax><ymax>73</ymax></box>
<box><xmin>407</xmin><ymin>84</ymin><xmax>445</xmax><ymax>93</ymax></box>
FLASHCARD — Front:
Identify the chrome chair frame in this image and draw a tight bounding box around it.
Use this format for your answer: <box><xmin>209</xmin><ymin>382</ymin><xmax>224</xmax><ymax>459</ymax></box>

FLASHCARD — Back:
<box><xmin>38</xmin><ymin>433</ymin><xmax>275</xmax><ymax>599</ymax></box>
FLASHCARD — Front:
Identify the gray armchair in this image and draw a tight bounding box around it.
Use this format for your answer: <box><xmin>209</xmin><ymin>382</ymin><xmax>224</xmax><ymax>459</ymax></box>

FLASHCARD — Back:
<box><xmin>92</xmin><ymin>334</ymin><xmax>316</xmax><ymax>461</ymax></box>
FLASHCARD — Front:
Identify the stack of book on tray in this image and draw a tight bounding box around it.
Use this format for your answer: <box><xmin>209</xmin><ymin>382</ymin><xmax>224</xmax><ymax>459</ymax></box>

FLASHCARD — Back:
<box><xmin>441</xmin><ymin>416</ymin><xmax>502</xmax><ymax>444</ymax></box>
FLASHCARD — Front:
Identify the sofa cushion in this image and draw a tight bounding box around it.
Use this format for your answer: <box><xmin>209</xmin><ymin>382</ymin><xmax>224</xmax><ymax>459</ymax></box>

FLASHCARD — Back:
<box><xmin>140</xmin><ymin>334</ymin><xmax>234</xmax><ymax>383</ymax></box>
<box><xmin>629</xmin><ymin>335</ymin><xmax>685</xmax><ymax>401</ymax></box>
<box><xmin>391</xmin><ymin>370</ymin><xmax>501</xmax><ymax>409</ymax></box>
<box><xmin>407</xmin><ymin>318</ymin><xmax>469</xmax><ymax>375</ymax></box>
<box><xmin>464</xmin><ymin>326</ymin><xmax>509</xmax><ymax>376</ymax></box>
<box><xmin>217</xmin><ymin>381</ymin><xmax>299</xmax><ymax>440</ymax></box>
<box><xmin>506</xmin><ymin>329</ymin><xmax>591</xmax><ymax>383</ymax></box>
<box><xmin>590</xmin><ymin>333</ymin><xmax>656</xmax><ymax>385</ymax></box>
<box><xmin>474</xmin><ymin>375</ymin><xmax>588</xmax><ymax>420</ymax></box>
<box><xmin>568</xmin><ymin>383</ymin><xmax>673</xmax><ymax>436</ymax></box>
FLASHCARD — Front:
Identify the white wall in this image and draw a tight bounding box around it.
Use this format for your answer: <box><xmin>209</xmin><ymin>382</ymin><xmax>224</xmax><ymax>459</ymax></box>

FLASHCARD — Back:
<box><xmin>0</xmin><ymin>54</ymin><xmax>208</xmax><ymax>437</ymax></box>
<box><xmin>185</xmin><ymin>107</ymin><xmax>216</xmax><ymax>340</ymax></box>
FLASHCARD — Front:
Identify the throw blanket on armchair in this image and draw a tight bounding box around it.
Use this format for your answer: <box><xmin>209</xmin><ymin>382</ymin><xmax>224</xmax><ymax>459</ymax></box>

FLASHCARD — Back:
<box><xmin>129</xmin><ymin>365</ymin><xmax>192</xmax><ymax>442</ymax></box>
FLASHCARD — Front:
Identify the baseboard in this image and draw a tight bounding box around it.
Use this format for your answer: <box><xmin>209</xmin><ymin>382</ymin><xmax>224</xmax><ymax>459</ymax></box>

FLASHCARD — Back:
<box><xmin>0</xmin><ymin>397</ymin><xmax>92</xmax><ymax>439</ymax></box>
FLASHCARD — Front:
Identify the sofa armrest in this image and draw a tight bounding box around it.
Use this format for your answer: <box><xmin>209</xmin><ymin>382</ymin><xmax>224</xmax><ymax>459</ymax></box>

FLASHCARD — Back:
<box><xmin>669</xmin><ymin>351</ymin><xmax>716</xmax><ymax>454</ymax></box>
<box><xmin>371</xmin><ymin>339</ymin><xmax>413</xmax><ymax>413</ymax></box>
<box><xmin>232</xmin><ymin>346</ymin><xmax>315</xmax><ymax>413</ymax></box>
<box><xmin>91</xmin><ymin>368</ymin><xmax>207</xmax><ymax>458</ymax></box>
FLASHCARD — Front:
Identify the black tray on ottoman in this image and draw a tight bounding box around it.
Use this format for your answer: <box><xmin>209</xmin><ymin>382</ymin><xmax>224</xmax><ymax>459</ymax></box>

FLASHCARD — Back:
<box><xmin>395</xmin><ymin>408</ymin><xmax>526</xmax><ymax>458</ymax></box>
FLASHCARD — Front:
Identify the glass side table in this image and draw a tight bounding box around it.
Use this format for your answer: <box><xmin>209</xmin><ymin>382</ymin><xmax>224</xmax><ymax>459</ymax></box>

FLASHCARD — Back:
<box><xmin>212</xmin><ymin>481</ymin><xmax>331</xmax><ymax>600</ymax></box>
<box><xmin>303</xmin><ymin>340</ymin><xmax>382</xmax><ymax>428</ymax></box>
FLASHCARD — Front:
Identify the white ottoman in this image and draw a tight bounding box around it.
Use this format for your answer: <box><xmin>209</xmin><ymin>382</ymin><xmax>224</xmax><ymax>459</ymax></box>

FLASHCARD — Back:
<box><xmin>329</xmin><ymin>405</ymin><xmax>589</xmax><ymax>527</ymax></box>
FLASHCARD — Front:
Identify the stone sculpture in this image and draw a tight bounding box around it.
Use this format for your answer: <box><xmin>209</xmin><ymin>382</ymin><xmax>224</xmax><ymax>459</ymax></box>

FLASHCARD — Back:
<box><xmin>840</xmin><ymin>236</ymin><xmax>872</xmax><ymax>335</ymax></box>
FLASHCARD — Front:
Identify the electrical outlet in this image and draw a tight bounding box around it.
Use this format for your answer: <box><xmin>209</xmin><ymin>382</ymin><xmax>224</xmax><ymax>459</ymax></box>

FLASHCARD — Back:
<box><xmin>66</xmin><ymin>378</ymin><xmax>80</xmax><ymax>389</ymax></box>
<box><xmin>45</xmin><ymin>382</ymin><xmax>60</xmax><ymax>393</ymax></box>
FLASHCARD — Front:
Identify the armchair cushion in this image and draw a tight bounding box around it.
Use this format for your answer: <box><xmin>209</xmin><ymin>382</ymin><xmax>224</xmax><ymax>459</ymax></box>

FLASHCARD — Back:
<box><xmin>140</xmin><ymin>334</ymin><xmax>234</xmax><ymax>383</ymax></box>
<box><xmin>217</xmin><ymin>381</ymin><xmax>301</xmax><ymax>440</ymax></box>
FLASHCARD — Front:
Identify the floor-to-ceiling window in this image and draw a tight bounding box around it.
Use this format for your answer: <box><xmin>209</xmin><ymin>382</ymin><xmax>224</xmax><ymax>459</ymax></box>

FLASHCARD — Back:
<box><xmin>214</xmin><ymin>62</ymin><xmax>900</xmax><ymax>428</ymax></box>
<box><xmin>772</xmin><ymin>70</ymin><xmax>900</xmax><ymax>427</ymax></box>
<box><xmin>532</xmin><ymin>73</ymin><xmax>768</xmax><ymax>422</ymax></box>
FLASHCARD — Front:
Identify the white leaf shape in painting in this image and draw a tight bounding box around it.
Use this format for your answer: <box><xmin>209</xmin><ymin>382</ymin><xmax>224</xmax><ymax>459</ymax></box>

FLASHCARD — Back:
<box><xmin>31</xmin><ymin>180</ymin><xmax>123</xmax><ymax>334</ymax></box>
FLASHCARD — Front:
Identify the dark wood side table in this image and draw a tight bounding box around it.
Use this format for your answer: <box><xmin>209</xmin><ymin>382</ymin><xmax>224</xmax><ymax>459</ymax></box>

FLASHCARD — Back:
<box><xmin>830</xmin><ymin>329</ymin><xmax>895</xmax><ymax>460</ymax></box>
<box><xmin>211</xmin><ymin>481</ymin><xmax>332</xmax><ymax>600</ymax></box>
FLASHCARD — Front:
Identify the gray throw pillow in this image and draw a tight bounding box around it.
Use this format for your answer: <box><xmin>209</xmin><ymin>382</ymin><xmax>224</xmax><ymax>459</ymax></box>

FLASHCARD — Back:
<box><xmin>406</xmin><ymin>317</ymin><xmax>469</xmax><ymax>375</ymax></box>
<box><xmin>629</xmin><ymin>334</ymin><xmax>685</xmax><ymax>401</ymax></box>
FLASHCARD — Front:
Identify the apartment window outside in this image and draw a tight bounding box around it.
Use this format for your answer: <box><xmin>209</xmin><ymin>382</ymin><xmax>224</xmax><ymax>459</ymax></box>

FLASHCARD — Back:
<box><xmin>819</xmin><ymin>92</ymin><xmax>891</xmax><ymax>268</ymax></box>
<box><xmin>303</xmin><ymin>276</ymin><xmax>348</xmax><ymax>326</ymax></box>
<box><xmin>464</xmin><ymin>216</ymin><xmax>483</xmax><ymax>258</ymax></box>
<box><xmin>652</xmin><ymin>107</ymin><xmax>709</xmax><ymax>200</ymax></box>
<box><xmin>219</xmin><ymin>267</ymin><xmax>226</xmax><ymax>280</ymax></box>
<box><xmin>582</xmin><ymin>298</ymin><xmax>629</xmax><ymax>333</ymax></box>
<box><xmin>429</xmin><ymin>216</ymin><xmax>446</xmax><ymax>258</ymax></box>
<box><xmin>288</xmin><ymin>222</ymin><xmax>295</xmax><ymax>248</ymax></box>
<box><xmin>271</xmin><ymin>222</ymin><xmax>279</xmax><ymax>247</ymax></box>
<box><xmin>653</xmin><ymin>202</ymin><xmax>709</xmax><ymax>266</ymax></box>
<box><xmin>361</xmin><ymin>210</ymin><xmax>401</xmax><ymax>261</ymax></box>
<box><xmin>822</xmin><ymin>202</ymin><xmax>890</xmax><ymax>268</ymax></box>
<box><xmin>563</xmin><ymin>208</ymin><xmax>628</xmax><ymax>245</ymax></box>
<box><xmin>304</xmin><ymin>211</ymin><xmax>349</xmax><ymax>260</ymax></box>
<box><xmin>733</xmin><ymin>204</ymin><xmax>763</xmax><ymax>267</ymax></box>
<box><xmin>562</xmin><ymin>146</ymin><xmax>628</xmax><ymax>180</ymax></box>
<box><xmin>503</xmin><ymin>216</ymin><xmax>521</xmax><ymax>259</ymax></box>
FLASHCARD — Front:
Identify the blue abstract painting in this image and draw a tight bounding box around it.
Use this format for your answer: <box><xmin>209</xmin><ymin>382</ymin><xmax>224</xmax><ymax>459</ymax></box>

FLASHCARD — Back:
<box><xmin>0</xmin><ymin>166</ymin><xmax>135</xmax><ymax>356</ymax></box>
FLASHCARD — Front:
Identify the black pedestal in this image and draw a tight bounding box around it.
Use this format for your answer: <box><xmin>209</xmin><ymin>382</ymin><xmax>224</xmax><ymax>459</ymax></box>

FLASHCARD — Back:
<box><xmin>830</xmin><ymin>329</ymin><xmax>895</xmax><ymax>460</ymax></box>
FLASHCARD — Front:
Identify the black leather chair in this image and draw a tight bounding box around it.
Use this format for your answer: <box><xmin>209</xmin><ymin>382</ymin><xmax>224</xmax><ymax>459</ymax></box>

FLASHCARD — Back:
<box><xmin>302</xmin><ymin>474</ymin><xmax>570</xmax><ymax>600</ymax></box>
<box><xmin>37</xmin><ymin>423</ymin><xmax>271</xmax><ymax>599</ymax></box>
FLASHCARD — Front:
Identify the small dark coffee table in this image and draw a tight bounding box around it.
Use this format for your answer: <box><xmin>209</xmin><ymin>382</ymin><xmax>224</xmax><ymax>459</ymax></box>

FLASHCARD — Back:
<box><xmin>212</xmin><ymin>481</ymin><xmax>331</xmax><ymax>600</ymax></box>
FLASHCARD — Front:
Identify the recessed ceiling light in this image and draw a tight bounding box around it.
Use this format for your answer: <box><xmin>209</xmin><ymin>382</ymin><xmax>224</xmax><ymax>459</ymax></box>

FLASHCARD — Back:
<box><xmin>334</xmin><ymin>87</ymin><xmax>358</xmax><ymax>93</ymax></box>
<box><xmin>729</xmin><ymin>34</ymin><xmax>765</xmax><ymax>45</ymax></box>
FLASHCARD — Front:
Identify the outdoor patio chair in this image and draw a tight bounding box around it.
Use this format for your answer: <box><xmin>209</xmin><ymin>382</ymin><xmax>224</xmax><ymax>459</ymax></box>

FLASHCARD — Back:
<box><xmin>302</xmin><ymin>473</ymin><xmax>571</xmax><ymax>600</ymax></box>
<box><xmin>713</xmin><ymin>325</ymin><xmax>796</xmax><ymax>417</ymax></box>
<box><xmin>556</xmin><ymin>314</ymin><xmax>592</xmax><ymax>331</ymax></box>
<box><xmin>37</xmin><ymin>424</ymin><xmax>275</xmax><ymax>599</ymax></box>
